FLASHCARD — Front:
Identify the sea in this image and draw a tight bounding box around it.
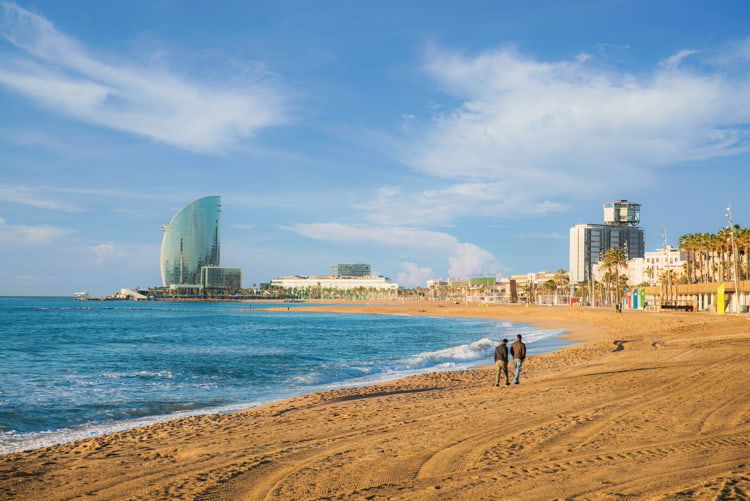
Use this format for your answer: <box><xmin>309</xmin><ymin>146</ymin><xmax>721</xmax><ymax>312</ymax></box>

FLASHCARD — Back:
<box><xmin>0</xmin><ymin>296</ymin><xmax>573</xmax><ymax>454</ymax></box>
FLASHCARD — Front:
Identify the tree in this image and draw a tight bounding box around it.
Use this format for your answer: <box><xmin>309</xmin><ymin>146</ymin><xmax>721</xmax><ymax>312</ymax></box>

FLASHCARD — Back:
<box><xmin>679</xmin><ymin>225</ymin><xmax>749</xmax><ymax>284</ymax></box>
<box><xmin>522</xmin><ymin>283</ymin><xmax>536</xmax><ymax>303</ymax></box>
<box><xmin>739</xmin><ymin>227</ymin><xmax>750</xmax><ymax>280</ymax></box>
<box><xmin>553</xmin><ymin>268</ymin><xmax>569</xmax><ymax>295</ymax></box>
<box><xmin>602</xmin><ymin>270</ymin><xmax>618</xmax><ymax>304</ymax></box>
<box><xmin>601</xmin><ymin>247</ymin><xmax>627</xmax><ymax>305</ymax></box>
<box><xmin>541</xmin><ymin>279</ymin><xmax>557</xmax><ymax>296</ymax></box>
<box><xmin>659</xmin><ymin>269</ymin><xmax>677</xmax><ymax>304</ymax></box>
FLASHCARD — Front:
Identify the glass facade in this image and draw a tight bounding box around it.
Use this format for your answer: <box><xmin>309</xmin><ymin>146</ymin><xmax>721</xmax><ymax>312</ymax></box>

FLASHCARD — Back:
<box><xmin>200</xmin><ymin>266</ymin><xmax>242</xmax><ymax>290</ymax></box>
<box><xmin>330</xmin><ymin>263</ymin><xmax>371</xmax><ymax>276</ymax></box>
<box><xmin>583</xmin><ymin>226</ymin><xmax>644</xmax><ymax>282</ymax></box>
<box><xmin>570</xmin><ymin>224</ymin><xmax>645</xmax><ymax>283</ymax></box>
<box><xmin>160</xmin><ymin>196</ymin><xmax>221</xmax><ymax>287</ymax></box>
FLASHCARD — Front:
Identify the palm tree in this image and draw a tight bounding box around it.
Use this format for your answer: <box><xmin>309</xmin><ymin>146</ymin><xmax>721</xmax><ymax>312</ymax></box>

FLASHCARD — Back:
<box><xmin>522</xmin><ymin>283</ymin><xmax>536</xmax><ymax>304</ymax></box>
<box><xmin>718</xmin><ymin>226</ymin><xmax>735</xmax><ymax>281</ymax></box>
<box><xmin>678</xmin><ymin>233</ymin><xmax>697</xmax><ymax>283</ymax></box>
<box><xmin>700</xmin><ymin>232</ymin><xmax>713</xmax><ymax>283</ymax></box>
<box><xmin>541</xmin><ymin>279</ymin><xmax>557</xmax><ymax>296</ymax></box>
<box><xmin>601</xmin><ymin>247</ymin><xmax>627</xmax><ymax>305</ymax></box>
<box><xmin>691</xmin><ymin>232</ymin><xmax>706</xmax><ymax>283</ymax></box>
<box><xmin>594</xmin><ymin>280</ymin><xmax>605</xmax><ymax>306</ymax></box>
<box><xmin>659</xmin><ymin>269</ymin><xmax>677</xmax><ymax>304</ymax></box>
<box><xmin>553</xmin><ymin>268</ymin><xmax>569</xmax><ymax>297</ymax></box>
<box><xmin>739</xmin><ymin>227</ymin><xmax>750</xmax><ymax>280</ymax></box>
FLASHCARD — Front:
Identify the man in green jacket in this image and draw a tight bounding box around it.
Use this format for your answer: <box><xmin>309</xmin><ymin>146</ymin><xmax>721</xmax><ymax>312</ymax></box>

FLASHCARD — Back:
<box><xmin>494</xmin><ymin>339</ymin><xmax>510</xmax><ymax>386</ymax></box>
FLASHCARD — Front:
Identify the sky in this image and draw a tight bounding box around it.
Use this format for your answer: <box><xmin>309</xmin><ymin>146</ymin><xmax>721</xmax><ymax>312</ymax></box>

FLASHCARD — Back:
<box><xmin>1</xmin><ymin>0</ymin><xmax>749</xmax><ymax>296</ymax></box>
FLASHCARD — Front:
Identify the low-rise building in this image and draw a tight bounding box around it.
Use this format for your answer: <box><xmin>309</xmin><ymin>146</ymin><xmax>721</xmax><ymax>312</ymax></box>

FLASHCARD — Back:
<box><xmin>427</xmin><ymin>278</ymin><xmax>451</xmax><ymax>289</ymax></box>
<box><xmin>200</xmin><ymin>266</ymin><xmax>242</xmax><ymax>291</ymax></box>
<box><xmin>643</xmin><ymin>245</ymin><xmax>686</xmax><ymax>284</ymax></box>
<box><xmin>427</xmin><ymin>278</ymin><xmax>469</xmax><ymax>289</ymax></box>
<box><xmin>270</xmin><ymin>274</ymin><xmax>398</xmax><ymax>292</ymax></box>
<box><xmin>593</xmin><ymin>245</ymin><xmax>686</xmax><ymax>286</ymax></box>
<box><xmin>505</xmin><ymin>271</ymin><xmax>557</xmax><ymax>287</ymax></box>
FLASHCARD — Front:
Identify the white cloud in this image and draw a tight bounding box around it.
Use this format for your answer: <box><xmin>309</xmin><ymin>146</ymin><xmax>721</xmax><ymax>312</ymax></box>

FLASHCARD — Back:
<box><xmin>90</xmin><ymin>241</ymin><xmax>127</xmax><ymax>266</ymax></box>
<box><xmin>0</xmin><ymin>217</ymin><xmax>74</xmax><ymax>244</ymax></box>
<box><xmin>284</xmin><ymin>222</ymin><xmax>500</xmax><ymax>278</ymax></box>
<box><xmin>286</xmin><ymin>222</ymin><xmax>453</xmax><ymax>248</ymax></box>
<box><xmin>710</xmin><ymin>36</ymin><xmax>750</xmax><ymax>65</ymax></box>
<box><xmin>355</xmin><ymin>183</ymin><xmax>565</xmax><ymax>226</ymax></box>
<box><xmin>408</xmin><ymin>44</ymin><xmax>750</xmax><ymax>196</ymax></box>
<box><xmin>397</xmin><ymin>262</ymin><xmax>434</xmax><ymax>288</ymax></box>
<box><xmin>447</xmin><ymin>242</ymin><xmax>495</xmax><ymax>278</ymax></box>
<box><xmin>0</xmin><ymin>3</ymin><xmax>289</xmax><ymax>152</ymax></box>
<box><xmin>661</xmin><ymin>49</ymin><xmax>699</xmax><ymax>68</ymax></box>
<box><xmin>0</xmin><ymin>183</ymin><xmax>82</xmax><ymax>211</ymax></box>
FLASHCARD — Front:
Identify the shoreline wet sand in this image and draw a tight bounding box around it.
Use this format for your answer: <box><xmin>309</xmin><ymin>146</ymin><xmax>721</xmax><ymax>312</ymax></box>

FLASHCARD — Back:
<box><xmin>2</xmin><ymin>302</ymin><xmax>749</xmax><ymax>500</ymax></box>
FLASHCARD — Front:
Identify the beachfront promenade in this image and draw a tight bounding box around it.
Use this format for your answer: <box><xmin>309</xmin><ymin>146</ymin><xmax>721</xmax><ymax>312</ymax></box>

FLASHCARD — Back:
<box><xmin>2</xmin><ymin>302</ymin><xmax>749</xmax><ymax>500</ymax></box>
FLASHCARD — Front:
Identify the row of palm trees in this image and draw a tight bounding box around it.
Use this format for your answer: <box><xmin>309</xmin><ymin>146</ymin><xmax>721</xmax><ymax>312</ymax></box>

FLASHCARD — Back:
<box><xmin>597</xmin><ymin>248</ymin><xmax>629</xmax><ymax>304</ymax></box>
<box><xmin>522</xmin><ymin>268</ymin><xmax>570</xmax><ymax>302</ymax></box>
<box><xmin>678</xmin><ymin>226</ymin><xmax>750</xmax><ymax>284</ymax></box>
<box><xmin>284</xmin><ymin>285</ymin><xmax>398</xmax><ymax>300</ymax></box>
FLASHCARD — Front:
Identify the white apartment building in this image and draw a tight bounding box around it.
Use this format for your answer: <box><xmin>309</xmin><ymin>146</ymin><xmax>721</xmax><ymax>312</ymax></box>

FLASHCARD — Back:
<box><xmin>642</xmin><ymin>245</ymin><xmax>687</xmax><ymax>284</ymax></box>
<box><xmin>593</xmin><ymin>245</ymin><xmax>686</xmax><ymax>285</ymax></box>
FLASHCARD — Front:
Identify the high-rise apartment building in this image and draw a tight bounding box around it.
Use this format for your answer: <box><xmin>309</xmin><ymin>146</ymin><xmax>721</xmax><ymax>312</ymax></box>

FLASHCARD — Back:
<box><xmin>569</xmin><ymin>200</ymin><xmax>645</xmax><ymax>283</ymax></box>
<box><xmin>160</xmin><ymin>196</ymin><xmax>221</xmax><ymax>287</ymax></box>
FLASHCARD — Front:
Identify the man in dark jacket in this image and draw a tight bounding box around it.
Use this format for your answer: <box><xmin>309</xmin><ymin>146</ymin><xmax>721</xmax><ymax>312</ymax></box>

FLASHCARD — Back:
<box><xmin>494</xmin><ymin>339</ymin><xmax>510</xmax><ymax>386</ymax></box>
<box><xmin>510</xmin><ymin>334</ymin><xmax>527</xmax><ymax>384</ymax></box>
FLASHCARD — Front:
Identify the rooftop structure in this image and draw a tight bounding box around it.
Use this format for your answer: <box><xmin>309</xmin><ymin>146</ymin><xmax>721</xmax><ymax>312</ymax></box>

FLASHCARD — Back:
<box><xmin>603</xmin><ymin>200</ymin><xmax>641</xmax><ymax>226</ymax></box>
<box><xmin>330</xmin><ymin>263</ymin><xmax>371</xmax><ymax>277</ymax></box>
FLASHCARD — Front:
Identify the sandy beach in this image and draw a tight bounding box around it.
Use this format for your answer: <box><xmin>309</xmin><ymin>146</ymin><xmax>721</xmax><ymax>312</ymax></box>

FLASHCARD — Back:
<box><xmin>2</xmin><ymin>302</ymin><xmax>749</xmax><ymax>500</ymax></box>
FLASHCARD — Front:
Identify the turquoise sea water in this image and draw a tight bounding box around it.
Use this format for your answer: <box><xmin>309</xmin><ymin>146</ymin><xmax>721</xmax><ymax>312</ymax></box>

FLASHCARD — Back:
<box><xmin>0</xmin><ymin>297</ymin><xmax>572</xmax><ymax>453</ymax></box>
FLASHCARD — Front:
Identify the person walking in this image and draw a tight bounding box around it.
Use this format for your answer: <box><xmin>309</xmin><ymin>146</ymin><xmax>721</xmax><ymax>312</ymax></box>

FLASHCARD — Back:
<box><xmin>510</xmin><ymin>334</ymin><xmax>526</xmax><ymax>385</ymax></box>
<box><xmin>493</xmin><ymin>339</ymin><xmax>510</xmax><ymax>386</ymax></box>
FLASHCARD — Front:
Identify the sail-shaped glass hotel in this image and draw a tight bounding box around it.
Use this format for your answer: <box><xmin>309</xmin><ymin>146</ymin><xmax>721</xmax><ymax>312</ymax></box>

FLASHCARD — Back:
<box><xmin>160</xmin><ymin>196</ymin><xmax>221</xmax><ymax>287</ymax></box>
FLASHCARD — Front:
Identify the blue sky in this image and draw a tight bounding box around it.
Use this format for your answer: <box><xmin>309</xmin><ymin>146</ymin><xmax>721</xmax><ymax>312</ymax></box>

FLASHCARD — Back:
<box><xmin>1</xmin><ymin>1</ymin><xmax>749</xmax><ymax>295</ymax></box>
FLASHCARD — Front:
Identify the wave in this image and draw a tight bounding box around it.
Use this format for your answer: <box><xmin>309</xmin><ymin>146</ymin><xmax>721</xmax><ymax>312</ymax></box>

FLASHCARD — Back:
<box><xmin>0</xmin><ymin>400</ymin><xmax>266</xmax><ymax>455</ymax></box>
<box><xmin>404</xmin><ymin>337</ymin><xmax>497</xmax><ymax>369</ymax></box>
<box><xmin>291</xmin><ymin>327</ymin><xmax>568</xmax><ymax>391</ymax></box>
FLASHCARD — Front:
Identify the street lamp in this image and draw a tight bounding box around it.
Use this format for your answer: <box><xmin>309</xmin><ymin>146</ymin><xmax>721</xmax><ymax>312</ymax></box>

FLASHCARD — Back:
<box><xmin>725</xmin><ymin>203</ymin><xmax>740</xmax><ymax>313</ymax></box>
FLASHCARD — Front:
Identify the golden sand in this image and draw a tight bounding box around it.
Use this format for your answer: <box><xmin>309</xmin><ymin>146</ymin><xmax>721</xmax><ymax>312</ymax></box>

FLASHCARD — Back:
<box><xmin>2</xmin><ymin>303</ymin><xmax>749</xmax><ymax>500</ymax></box>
